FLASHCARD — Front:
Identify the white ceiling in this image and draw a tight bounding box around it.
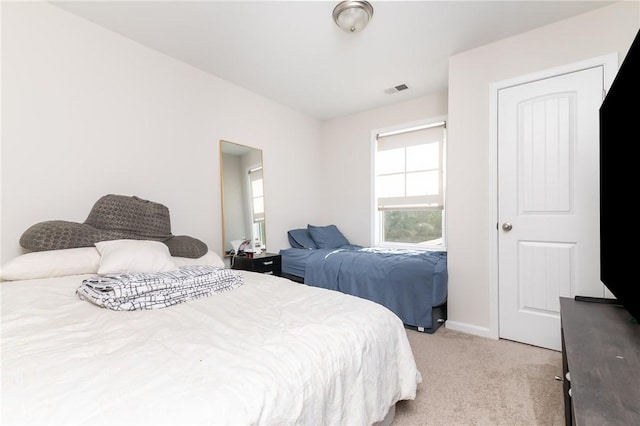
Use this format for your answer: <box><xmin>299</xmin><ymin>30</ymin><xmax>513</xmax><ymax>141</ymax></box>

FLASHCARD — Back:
<box><xmin>52</xmin><ymin>1</ymin><xmax>616</xmax><ymax>120</ymax></box>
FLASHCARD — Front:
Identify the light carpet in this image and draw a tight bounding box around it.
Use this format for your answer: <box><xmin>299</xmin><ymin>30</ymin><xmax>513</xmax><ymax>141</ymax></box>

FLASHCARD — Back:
<box><xmin>394</xmin><ymin>327</ymin><xmax>564</xmax><ymax>425</ymax></box>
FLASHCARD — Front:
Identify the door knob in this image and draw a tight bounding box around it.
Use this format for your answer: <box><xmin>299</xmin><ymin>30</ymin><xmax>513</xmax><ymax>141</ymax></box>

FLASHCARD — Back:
<box><xmin>502</xmin><ymin>222</ymin><xmax>513</xmax><ymax>231</ymax></box>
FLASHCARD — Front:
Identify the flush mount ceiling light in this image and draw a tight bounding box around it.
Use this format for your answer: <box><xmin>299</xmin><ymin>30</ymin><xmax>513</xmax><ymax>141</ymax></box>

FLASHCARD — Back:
<box><xmin>333</xmin><ymin>1</ymin><xmax>374</xmax><ymax>33</ymax></box>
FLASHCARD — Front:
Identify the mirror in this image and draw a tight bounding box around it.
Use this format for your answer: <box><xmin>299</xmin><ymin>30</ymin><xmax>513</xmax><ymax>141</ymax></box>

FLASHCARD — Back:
<box><xmin>220</xmin><ymin>140</ymin><xmax>266</xmax><ymax>257</ymax></box>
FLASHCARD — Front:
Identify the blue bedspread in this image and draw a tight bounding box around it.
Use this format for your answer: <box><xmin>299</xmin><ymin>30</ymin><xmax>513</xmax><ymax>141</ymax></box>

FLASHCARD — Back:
<box><xmin>302</xmin><ymin>247</ymin><xmax>447</xmax><ymax>329</ymax></box>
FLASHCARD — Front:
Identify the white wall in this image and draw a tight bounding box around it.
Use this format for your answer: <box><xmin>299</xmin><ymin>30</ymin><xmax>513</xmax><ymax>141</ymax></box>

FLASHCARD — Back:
<box><xmin>446</xmin><ymin>1</ymin><xmax>639</xmax><ymax>336</ymax></box>
<box><xmin>0</xmin><ymin>2</ymin><xmax>323</xmax><ymax>263</ymax></box>
<box><xmin>318</xmin><ymin>92</ymin><xmax>448</xmax><ymax>246</ymax></box>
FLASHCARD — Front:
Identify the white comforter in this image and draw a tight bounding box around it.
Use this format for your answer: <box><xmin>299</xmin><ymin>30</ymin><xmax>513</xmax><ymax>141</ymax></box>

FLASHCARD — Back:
<box><xmin>1</xmin><ymin>271</ymin><xmax>421</xmax><ymax>425</ymax></box>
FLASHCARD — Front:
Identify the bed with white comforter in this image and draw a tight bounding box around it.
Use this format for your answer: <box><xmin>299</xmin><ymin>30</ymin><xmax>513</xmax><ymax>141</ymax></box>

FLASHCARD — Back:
<box><xmin>1</xmin><ymin>268</ymin><xmax>421</xmax><ymax>425</ymax></box>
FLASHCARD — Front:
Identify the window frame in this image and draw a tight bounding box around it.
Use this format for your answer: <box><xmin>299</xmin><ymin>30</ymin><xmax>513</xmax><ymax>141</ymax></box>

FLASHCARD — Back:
<box><xmin>247</xmin><ymin>166</ymin><xmax>266</xmax><ymax>245</ymax></box>
<box><xmin>248</xmin><ymin>166</ymin><xmax>264</xmax><ymax>223</ymax></box>
<box><xmin>371</xmin><ymin>116</ymin><xmax>447</xmax><ymax>250</ymax></box>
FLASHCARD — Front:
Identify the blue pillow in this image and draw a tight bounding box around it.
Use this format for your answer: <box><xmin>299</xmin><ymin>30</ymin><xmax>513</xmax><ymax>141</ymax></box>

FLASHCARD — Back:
<box><xmin>307</xmin><ymin>224</ymin><xmax>350</xmax><ymax>249</ymax></box>
<box><xmin>287</xmin><ymin>228</ymin><xmax>318</xmax><ymax>249</ymax></box>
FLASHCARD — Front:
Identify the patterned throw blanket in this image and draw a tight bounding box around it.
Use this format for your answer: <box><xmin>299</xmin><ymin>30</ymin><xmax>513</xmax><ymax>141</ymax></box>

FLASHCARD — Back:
<box><xmin>76</xmin><ymin>265</ymin><xmax>243</xmax><ymax>311</ymax></box>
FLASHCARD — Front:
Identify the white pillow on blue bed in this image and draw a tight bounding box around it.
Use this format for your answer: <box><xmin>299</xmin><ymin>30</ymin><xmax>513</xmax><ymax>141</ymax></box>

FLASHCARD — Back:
<box><xmin>0</xmin><ymin>247</ymin><xmax>101</xmax><ymax>281</ymax></box>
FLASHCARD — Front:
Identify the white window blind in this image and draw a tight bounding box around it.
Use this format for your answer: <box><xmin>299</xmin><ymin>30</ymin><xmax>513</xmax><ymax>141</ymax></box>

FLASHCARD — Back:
<box><xmin>375</xmin><ymin>122</ymin><xmax>445</xmax><ymax>211</ymax></box>
<box><xmin>248</xmin><ymin>167</ymin><xmax>264</xmax><ymax>222</ymax></box>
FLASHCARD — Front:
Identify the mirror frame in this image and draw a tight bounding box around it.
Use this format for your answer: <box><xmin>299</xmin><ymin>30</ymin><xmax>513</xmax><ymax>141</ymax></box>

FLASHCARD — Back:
<box><xmin>219</xmin><ymin>140</ymin><xmax>266</xmax><ymax>257</ymax></box>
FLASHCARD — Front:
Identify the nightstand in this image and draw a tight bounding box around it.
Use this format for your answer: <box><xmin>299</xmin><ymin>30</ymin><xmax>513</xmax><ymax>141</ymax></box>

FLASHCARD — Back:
<box><xmin>231</xmin><ymin>252</ymin><xmax>281</xmax><ymax>276</ymax></box>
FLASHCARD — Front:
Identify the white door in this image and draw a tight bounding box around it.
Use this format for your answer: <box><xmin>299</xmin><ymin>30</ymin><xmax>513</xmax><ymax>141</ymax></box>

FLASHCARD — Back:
<box><xmin>498</xmin><ymin>66</ymin><xmax>605</xmax><ymax>351</ymax></box>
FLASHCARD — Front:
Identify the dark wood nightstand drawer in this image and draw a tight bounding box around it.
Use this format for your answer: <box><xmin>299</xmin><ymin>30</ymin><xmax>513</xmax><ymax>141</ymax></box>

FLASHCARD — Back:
<box><xmin>231</xmin><ymin>253</ymin><xmax>281</xmax><ymax>276</ymax></box>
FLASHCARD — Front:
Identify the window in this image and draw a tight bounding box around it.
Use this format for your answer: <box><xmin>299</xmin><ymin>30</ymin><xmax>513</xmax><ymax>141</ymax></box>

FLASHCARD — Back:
<box><xmin>373</xmin><ymin>119</ymin><xmax>446</xmax><ymax>249</ymax></box>
<box><xmin>248</xmin><ymin>167</ymin><xmax>266</xmax><ymax>244</ymax></box>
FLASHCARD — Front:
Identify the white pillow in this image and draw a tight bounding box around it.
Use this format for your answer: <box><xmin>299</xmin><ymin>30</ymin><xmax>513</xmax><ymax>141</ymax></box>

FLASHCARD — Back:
<box><xmin>95</xmin><ymin>239</ymin><xmax>177</xmax><ymax>275</ymax></box>
<box><xmin>172</xmin><ymin>250</ymin><xmax>225</xmax><ymax>268</ymax></box>
<box><xmin>0</xmin><ymin>247</ymin><xmax>101</xmax><ymax>281</ymax></box>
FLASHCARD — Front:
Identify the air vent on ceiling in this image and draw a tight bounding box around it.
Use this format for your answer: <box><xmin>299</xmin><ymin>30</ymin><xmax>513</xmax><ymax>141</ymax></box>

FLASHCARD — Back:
<box><xmin>384</xmin><ymin>84</ymin><xmax>409</xmax><ymax>94</ymax></box>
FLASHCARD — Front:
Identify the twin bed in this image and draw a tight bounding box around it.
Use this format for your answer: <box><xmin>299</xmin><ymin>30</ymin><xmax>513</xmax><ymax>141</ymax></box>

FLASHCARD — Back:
<box><xmin>280</xmin><ymin>225</ymin><xmax>448</xmax><ymax>333</ymax></box>
<box><xmin>1</xmin><ymin>245</ymin><xmax>421</xmax><ymax>425</ymax></box>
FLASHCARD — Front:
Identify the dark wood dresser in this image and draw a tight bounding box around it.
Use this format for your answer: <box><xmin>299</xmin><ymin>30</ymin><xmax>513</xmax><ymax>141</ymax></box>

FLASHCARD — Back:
<box><xmin>560</xmin><ymin>297</ymin><xmax>640</xmax><ymax>425</ymax></box>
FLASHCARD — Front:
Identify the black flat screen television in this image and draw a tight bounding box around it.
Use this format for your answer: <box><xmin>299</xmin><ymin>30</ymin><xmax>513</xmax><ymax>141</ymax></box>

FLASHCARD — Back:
<box><xmin>599</xmin><ymin>27</ymin><xmax>640</xmax><ymax>322</ymax></box>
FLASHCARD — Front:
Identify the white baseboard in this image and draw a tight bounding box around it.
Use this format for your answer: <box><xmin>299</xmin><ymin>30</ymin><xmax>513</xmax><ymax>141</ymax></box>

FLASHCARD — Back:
<box><xmin>445</xmin><ymin>321</ymin><xmax>497</xmax><ymax>339</ymax></box>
